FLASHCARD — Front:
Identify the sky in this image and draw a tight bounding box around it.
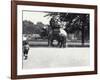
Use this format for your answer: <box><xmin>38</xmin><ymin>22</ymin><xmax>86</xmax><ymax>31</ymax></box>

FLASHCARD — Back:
<box><xmin>23</xmin><ymin>11</ymin><xmax>51</xmax><ymax>25</ymax></box>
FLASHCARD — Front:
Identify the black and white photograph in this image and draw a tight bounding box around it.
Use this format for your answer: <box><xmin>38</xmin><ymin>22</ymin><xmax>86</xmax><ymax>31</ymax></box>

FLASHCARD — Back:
<box><xmin>22</xmin><ymin>11</ymin><xmax>90</xmax><ymax>69</ymax></box>
<box><xmin>11</xmin><ymin>1</ymin><xmax>97</xmax><ymax>79</ymax></box>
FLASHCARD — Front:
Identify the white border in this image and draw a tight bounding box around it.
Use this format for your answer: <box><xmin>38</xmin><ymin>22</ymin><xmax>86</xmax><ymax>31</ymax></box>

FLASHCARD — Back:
<box><xmin>17</xmin><ymin>5</ymin><xmax>95</xmax><ymax>75</ymax></box>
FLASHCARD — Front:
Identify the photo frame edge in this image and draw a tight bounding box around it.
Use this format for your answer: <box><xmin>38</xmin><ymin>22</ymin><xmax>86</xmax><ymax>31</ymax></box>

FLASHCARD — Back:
<box><xmin>11</xmin><ymin>0</ymin><xmax>98</xmax><ymax>79</ymax></box>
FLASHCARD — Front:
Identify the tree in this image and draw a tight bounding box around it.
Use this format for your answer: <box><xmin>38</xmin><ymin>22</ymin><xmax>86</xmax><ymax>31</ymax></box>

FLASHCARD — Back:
<box><xmin>23</xmin><ymin>20</ymin><xmax>34</xmax><ymax>34</ymax></box>
<box><xmin>23</xmin><ymin>21</ymin><xmax>46</xmax><ymax>34</ymax></box>
<box><xmin>44</xmin><ymin>12</ymin><xmax>90</xmax><ymax>45</ymax></box>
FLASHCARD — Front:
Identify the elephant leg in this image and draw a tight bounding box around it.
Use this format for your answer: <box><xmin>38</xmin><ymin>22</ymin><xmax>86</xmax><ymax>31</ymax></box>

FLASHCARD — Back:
<box><xmin>59</xmin><ymin>36</ymin><xmax>66</xmax><ymax>48</ymax></box>
<box><xmin>59</xmin><ymin>38</ymin><xmax>63</xmax><ymax>48</ymax></box>
<box><xmin>57</xmin><ymin>40</ymin><xmax>60</xmax><ymax>47</ymax></box>
<box><xmin>51</xmin><ymin>38</ymin><xmax>54</xmax><ymax>47</ymax></box>
<box><xmin>62</xmin><ymin>36</ymin><xmax>66</xmax><ymax>48</ymax></box>
<box><xmin>61</xmin><ymin>40</ymin><xmax>64</xmax><ymax>48</ymax></box>
<box><xmin>48</xmin><ymin>35</ymin><xmax>52</xmax><ymax>47</ymax></box>
<box><xmin>48</xmin><ymin>39</ymin><xmax>51</xmax><ymax>46</ymax></box>
<box><xmin>60</xmin><ymin>42</ymin><xmax>62</xmax><ymax>48</ymax></box>
<box><xmin>56</xmin><ymin>36</ymin><xmax>61</xmax><ymax>47</ymax></box>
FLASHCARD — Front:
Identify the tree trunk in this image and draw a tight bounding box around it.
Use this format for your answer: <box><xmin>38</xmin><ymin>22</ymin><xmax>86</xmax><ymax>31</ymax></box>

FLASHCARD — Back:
<box><xmin>81</xmin><ymin>25</ymin><xmax>84</xmax><ymax>46</ymax></box>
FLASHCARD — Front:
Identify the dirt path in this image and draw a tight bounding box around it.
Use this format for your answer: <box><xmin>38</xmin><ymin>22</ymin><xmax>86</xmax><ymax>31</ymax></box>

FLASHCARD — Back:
<box><xmin>23</xmin><ymin>47</ymin><xmax>90</xmax><ymax>69</ymax></box>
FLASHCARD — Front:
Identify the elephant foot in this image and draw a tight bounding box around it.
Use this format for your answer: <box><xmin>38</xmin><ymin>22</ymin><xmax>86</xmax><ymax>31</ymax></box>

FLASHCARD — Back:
<box><xmin>63</xmin><ymin>45</ymin><xmax>66</xmax><ymax>48</ymax></box>
<box><xmin>59</xmin><ymin>45</ymin><xmax>62</xmax><ymax>48</ymax></box>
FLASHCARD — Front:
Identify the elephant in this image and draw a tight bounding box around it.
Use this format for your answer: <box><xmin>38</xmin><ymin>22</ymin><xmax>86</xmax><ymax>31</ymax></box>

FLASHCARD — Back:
<box><xmin>48</xmin><ymin>27</ymin><xmax>67</xmax><ymax>48</ymax></box>
<box><xmin>48</xmin><ymin>15</ymin><xmax>67</xmax><ymax>47</ymax></box>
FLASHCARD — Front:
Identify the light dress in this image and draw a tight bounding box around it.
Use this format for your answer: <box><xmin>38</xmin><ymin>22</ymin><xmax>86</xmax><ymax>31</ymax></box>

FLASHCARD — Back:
<box><xmin>59</xmin><ymin>28</ymin><xmax>67</xmax><ymax>36</ymax></box>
